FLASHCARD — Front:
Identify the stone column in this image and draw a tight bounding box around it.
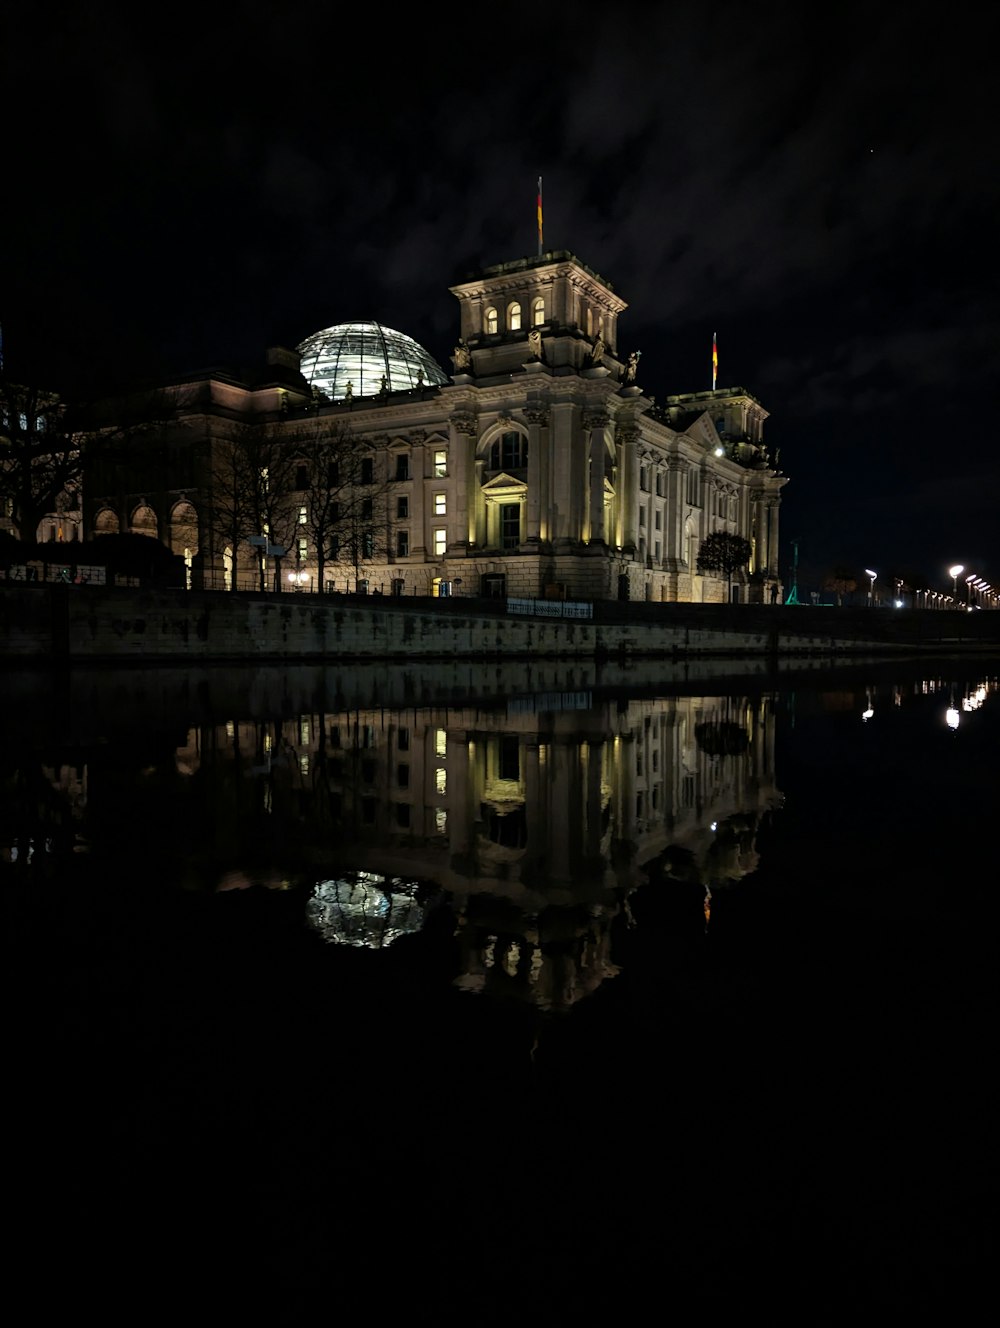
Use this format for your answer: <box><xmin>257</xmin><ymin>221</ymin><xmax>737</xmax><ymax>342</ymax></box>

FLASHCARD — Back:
<box><xmin>663</xmin><ymin>456</ymin><xmax>685</xmax><ymax>570</ymax></box>
<box><xmin>449</xmin><ymin>410</ymin><xmax>478</xmax><ymax>549</ymax></box>
<box><xmin>583</xmin><ymin>408</ymin><xmax>609</xmax><ymax>545</ymax></box>
<box><xmin>766</xmin><ymin>499</ymin><xmax>779</xmax><ymax>577</ymax></box>
<box><xmin>616</xmin><ymin>425</ymin><xmax>639</xmax><ymax>551</ymax></box>
<box><xmin>524</xmin><ymin>405</ymin><xmax>548</xmax><ymax>542</ymax></box>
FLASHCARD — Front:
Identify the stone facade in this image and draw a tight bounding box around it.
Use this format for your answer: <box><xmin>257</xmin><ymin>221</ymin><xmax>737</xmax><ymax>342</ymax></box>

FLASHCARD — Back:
<box><xmin>85</xmin><ymin>251</ymin><xmax>787</xmax><ymax>603</ymax></box>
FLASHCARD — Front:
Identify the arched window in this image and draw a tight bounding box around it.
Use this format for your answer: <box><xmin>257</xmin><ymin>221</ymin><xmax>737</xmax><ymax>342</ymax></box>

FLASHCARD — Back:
<box><xmin>490</xmin><ymin>431</ymin><xmax>527</xmax><ymax>471</ymax></box>
<box><xmin>130</xmin><ymin>504</ymin><xmax>157</xmax><ymax>538</ymax></box>
<box><xmin>508</xmin><ymin>303</ymin><xmax>522</xmax><ymax>332</ymax></box>
<box><xmin>95</xmin><ymin>508</ymin><xmax>119</xmax><ymax>535</ymax></box>
<box><xmin>485</xmin><ymin>307</ymin><xmax>498</xmax><ymax>335</ymax></box>
<box><xmin>170</xmin><ymin>500</ymin><xmax>198</xmax><ymax>557</ymax></box>
<box><xmin>531</xmin><ymin>297</ymin><xmax>545</xmax><ymax>326</ymax></box>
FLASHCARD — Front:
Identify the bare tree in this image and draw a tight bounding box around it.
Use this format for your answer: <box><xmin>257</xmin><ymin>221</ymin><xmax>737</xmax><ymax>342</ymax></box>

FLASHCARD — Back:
<box><xmin>1</xmin><ymin>376</ymin><xmax>178</xmax><ymax>546</ymax></box>
<box><xmin>291</xmin><ymin>423</ymin><xmax>394</xmax><ymax>592</ymax></box>
<box><xmin>0</xmin><ymin>379</ymin><xmax>81</xmax><ymax>542</ymax></box>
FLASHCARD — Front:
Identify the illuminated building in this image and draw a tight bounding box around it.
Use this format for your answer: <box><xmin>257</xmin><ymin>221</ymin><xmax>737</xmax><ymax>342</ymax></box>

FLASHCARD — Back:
<box><xmin>86</xmin><ymin>250</ymin><xmax>786</xmax><ymax>603</ymax></box>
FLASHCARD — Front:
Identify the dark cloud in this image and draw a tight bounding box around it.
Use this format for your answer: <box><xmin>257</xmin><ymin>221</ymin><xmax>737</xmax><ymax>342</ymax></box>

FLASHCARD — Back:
<box><xmin>2</xmin><ymin>0</ymin><xmax>995</xmax><ymax>584</ymax></box>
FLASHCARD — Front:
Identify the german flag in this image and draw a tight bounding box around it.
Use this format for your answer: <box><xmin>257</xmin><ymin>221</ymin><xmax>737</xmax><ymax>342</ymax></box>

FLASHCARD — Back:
<box><xmin>537</xmin><ymin>177</ymin><xmax>543</xmax><ymax>254</ymax></box>
<box><xmin>712</xmin><ymin>332</ymin><xmax>718</xmax><ymax>389</ymax></box>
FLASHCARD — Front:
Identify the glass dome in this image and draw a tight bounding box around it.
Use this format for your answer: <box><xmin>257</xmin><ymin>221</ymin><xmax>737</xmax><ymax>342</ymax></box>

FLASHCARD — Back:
<box><xmin>296</xmin><ymin>321</ymin><xmax>449</xmax><ymax>401</ymax></box>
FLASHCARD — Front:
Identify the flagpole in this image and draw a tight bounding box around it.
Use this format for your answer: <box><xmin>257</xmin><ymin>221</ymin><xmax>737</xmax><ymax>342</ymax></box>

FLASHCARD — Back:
<box><xmin>537</xmin><ymin>176</ymin><xmax>543</xmax><ymax>257</ymax></box>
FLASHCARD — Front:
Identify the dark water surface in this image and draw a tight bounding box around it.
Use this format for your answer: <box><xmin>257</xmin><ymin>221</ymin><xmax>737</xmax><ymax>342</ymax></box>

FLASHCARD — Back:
<box><xmin>5</xmin><ymin>659</ymin><xmax>996</xmax><ymax>1319</ymax></box>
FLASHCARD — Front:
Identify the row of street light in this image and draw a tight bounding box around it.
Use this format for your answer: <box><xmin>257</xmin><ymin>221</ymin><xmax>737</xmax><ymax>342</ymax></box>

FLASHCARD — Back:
<box><xmin>861</xmin><ymin>564</ymin><xmax>997</xmax><ymax>608</ymax></box>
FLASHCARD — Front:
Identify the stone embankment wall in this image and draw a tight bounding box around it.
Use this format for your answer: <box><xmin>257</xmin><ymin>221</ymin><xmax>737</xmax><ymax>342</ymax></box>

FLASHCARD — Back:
<box><xmin>2</xmin><ymin>586</ymin><xmax>998</xmax><ymax>664</ymax></box>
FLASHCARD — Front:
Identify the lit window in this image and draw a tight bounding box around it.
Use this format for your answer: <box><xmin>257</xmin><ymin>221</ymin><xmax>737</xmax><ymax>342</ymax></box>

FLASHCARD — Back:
<box><xmin>435</xmin><ymin>809</ymin><xmax>447</xmax><ymax>835</ymax></box>
<box><xmin>299</xmin><ymin>754</ymin><xmax>309</xmax><ymax>775</ymax></box>
<box><xmin>299</xmin><ymin>718</ymin><xmax>310</xmax><ymax>744</ymax></box>
<box><xmin>508</xmin><ymin>302</ymin><xmax>522</xmax><ymax>331</ymax></box>
<box><xmin>434</xmin><ymin>528</ymin><xmax>447</xmax><ymax>556</ymax></box>
<box><xmin>434</xmin><ymin>493</ymin><xmax>446</xmax><ymax>516</ymax></box>
<box><xmin>298</xmin><ymin>537</ymin><xmax>308</xmax><ymax>560</ymax></box>
<box><xmin>298</xmin><ymin>506</ymin><xmax>307</xmax><ymax>525</ymax></box>
<box><xmin>435</xmin><ymin>768</ymin><xmax>447</xmax><ymax>795</ymax></box>
<box><xmin>434</xmin><ymin>450</ymin><xmax>447</xmax><ymax>477</ymax></box>
<box><xmin>435</xmin><ymin>728</ymin><xmax>447</xmax><ymax>757</ymax></box>
<box><xmin>485</xmin><ymin>307</ymin><xmax>498</xmax><ymax>334</ymax></box>
<box><xmin>532</xmin><ymin>297</ymin><xmax>545</xmax><ymax>326</ymax></box>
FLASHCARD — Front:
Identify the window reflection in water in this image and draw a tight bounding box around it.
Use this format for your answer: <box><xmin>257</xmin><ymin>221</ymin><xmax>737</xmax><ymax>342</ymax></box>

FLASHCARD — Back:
<box><xmin>4</xmin><ymin>673</ymin><xmax>996</xmax><ymax>1013</ymax></box>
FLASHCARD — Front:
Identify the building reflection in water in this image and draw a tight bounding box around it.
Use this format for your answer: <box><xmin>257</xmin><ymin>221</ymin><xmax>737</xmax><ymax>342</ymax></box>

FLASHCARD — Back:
<box><xmin>166</xmin><ymin>689</ymin><xmax>783</xmax><ymax>1011</ymax></box>
<box><xmin>5</xmin><ymin>673</ymin><xmax>997</xmax><ymax>1010</ymax></box>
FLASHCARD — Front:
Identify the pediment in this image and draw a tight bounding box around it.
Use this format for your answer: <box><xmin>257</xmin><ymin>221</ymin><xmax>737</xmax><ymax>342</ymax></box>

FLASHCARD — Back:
<box><xmin>482</xmin><ymin>471</ymin><xmax>527</xmax><ymax>495</ymax></box>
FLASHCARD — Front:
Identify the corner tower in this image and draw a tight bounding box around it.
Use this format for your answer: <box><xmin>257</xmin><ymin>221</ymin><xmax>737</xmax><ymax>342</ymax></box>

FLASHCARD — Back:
<box><xmin>448</xmin><ymin>251</ymin><xmax>627</xmax><ymax>381</ymax></box>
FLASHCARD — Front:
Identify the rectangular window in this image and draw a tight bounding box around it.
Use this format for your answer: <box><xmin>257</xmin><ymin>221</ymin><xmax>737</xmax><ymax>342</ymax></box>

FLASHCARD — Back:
<box><xmin>394</xmin><ymin>802</ymin><xmax>411</xmax><ymax>828</ymax></box>
<box><xmin>396</xmin><ymin>530</ymin><xmax>409</xmax><ymax>557</ymax></box>
<box><xmin>397</xmin><ymin>727</ymin><xmax>410</xmax><ymax>752</ymax></box>
<box><xmin>499</xmin><ymin>736</ymin><xmax>519</xmax><ymax>781</ymax></box>
<box><xmin>435</xmin><ymin>809</ymin><xmax>447</xmax><ymax>835</ymax></box>
<box><xmin>298</xmin><ymin>537</ymin><xmax>308</xmax><ymax>560</ymax></box>
<box><xmin>433</xmin><ymin>449</ymin><xmax>447</xmax><ymax>477</ymax></box>
<box><xmin>654</xmin><ymin>510</ymin><xmax>661</xmax><ymax>530</ymax></box>
<box><xmin>362</xmin><ymin>532</ymin><xmax>374</xmax><ymax>558</ymax></box>
<box><xmin>656</xmin><ymin>473</ymin><xmax>663</xmax><ymax>497</ymax></box>
<box><xmin>362</xmin><ymin>498</ymin><xmax>373</xmax><ymax>519</ymax></box>
<box><xmin>298</xmin><ymin>506</ymin><xmax>307</xmax><ymax>525</ymax></box>
<box><xmin>433</xmin><ymin>528</ymin><xmax>447</xmax><ymax>556</ymax></box>
<box><xmin>434</xmin><ymin>493</ymin><xmax>446</xmax><ymax>516</ymax></box>
<box><xmin>435</xmin><ymin>768</ymin><xmax>447</xmax><ymax>795</ymax></box>
<box><xmin>361</xmin><ymin>457</ymin><xmax>374</xmax><ymax>484</ymax></box>
<box><xmin>639</xmin><ymin>509</ymin><xmax>645</xmax><ymax>527</ymax></box>
<box><xmin>500</xmin><ymin>504</ymin><xmax>520</xmax><ymax>550</ymax></box>
<box><xmin>640</xmin><ymin>466</ymin><xmax>649</xmax><ymax>492</ymax></box>
<box><xmin>396</xmin><ymin>763</ymin><xmax>410</xmax><ymax>789</ymax></box>
<box><xmin>397</xmin><ymin>496</ymin><xmax>409</xmax><ymax>519</ymax></box>
<box><xmin>296</xmin><ymin>465</ymin><xmax>310</xmax><ymax>490</ymax></box>
<box><xmin>395</xmin><ymin>454</ymin><xmax>410</xmax><ymax>481</ymax></box>
<box><xmin>328</xmin><ymin>461</ymin><xmax>339</xmax><ymax>486</ymax></box>
<box><xmin>435</xmin><ymin>728</ymin><xmax>447</xmax><ymax>757</ymax></box>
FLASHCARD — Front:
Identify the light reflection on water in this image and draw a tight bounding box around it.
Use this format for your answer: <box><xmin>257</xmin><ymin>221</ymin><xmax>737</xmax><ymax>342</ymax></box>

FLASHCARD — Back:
<box><xmin>3</xmin><ymin>664</ymin><xmax>996</xmax><ymax>1012</ymax></box>
<box><xmin>4</xmin><ymin>660</ymin><xmax>998</xmax><ymax>1312</ymax></box>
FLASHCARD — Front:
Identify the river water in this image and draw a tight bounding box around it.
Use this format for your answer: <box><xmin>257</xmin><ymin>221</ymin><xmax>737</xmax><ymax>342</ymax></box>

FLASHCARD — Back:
<box><xmin>4</xmin><ymin>657</ymin><xmax>995</xmax><ymax>1318</ymax></box>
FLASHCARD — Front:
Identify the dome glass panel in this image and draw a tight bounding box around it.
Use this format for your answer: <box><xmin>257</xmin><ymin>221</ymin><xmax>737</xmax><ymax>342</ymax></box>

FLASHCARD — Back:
<box><xmin>296</xmin><ymin>321</ymin><xmax>448</xmax><ymax>401</ymax></box>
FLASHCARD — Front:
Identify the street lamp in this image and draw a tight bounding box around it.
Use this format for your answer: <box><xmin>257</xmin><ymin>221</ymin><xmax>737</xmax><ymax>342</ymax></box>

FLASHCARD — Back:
<box><xmin>949</xmin><ymin>564</ymin><xmax>964</xmax><ymax>595</ymax></box>
<box><xmin>965</xmin><ymin>573</ymin><xmax>976</xmax><ymax>607</ymax></box>
<box><xmin>865</xmin><ymin>568</ymin><xmax>877</xmax><ymax>605</ymax></box>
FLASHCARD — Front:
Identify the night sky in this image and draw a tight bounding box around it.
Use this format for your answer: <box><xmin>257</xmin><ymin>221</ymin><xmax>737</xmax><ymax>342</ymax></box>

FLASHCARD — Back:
<box><xmin>3</xmin><ymin>1</ymin><xmax>996</xmax><ymax>592</ymax></box>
